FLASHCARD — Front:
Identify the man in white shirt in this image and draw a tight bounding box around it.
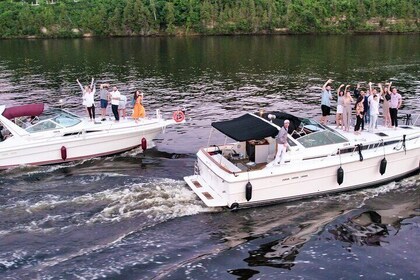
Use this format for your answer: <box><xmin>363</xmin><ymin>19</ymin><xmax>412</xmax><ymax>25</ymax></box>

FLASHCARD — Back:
<box><xmin>110</xmin><ymin>86</ymin><xmax>121</xmax><ymax>121</ymax></box>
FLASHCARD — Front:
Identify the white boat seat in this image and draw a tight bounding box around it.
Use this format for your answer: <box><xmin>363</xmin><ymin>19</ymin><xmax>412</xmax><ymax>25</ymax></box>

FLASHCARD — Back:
<box><xmin>211</xmin><ymin>154</ymin><xmax>242</xmax><ymax>172</ymax></box>
<box><xmin>291</xmin><ymin>127</ymin><xmax>306</xmax><ymax>138</ymax></box>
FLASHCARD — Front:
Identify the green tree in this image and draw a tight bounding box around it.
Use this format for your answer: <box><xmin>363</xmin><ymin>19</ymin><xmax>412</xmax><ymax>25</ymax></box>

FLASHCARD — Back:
<box><xmin>164</xmin><ymin>1</ymin><xmax>176</xmax><ymax>34</ymax></box>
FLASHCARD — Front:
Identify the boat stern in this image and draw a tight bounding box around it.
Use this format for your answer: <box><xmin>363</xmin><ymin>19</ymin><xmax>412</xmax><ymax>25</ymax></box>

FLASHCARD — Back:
<box><xmin>184</xmin><ymin>175</ymin><xmax>228</xmax><ymax>207</ymax></box>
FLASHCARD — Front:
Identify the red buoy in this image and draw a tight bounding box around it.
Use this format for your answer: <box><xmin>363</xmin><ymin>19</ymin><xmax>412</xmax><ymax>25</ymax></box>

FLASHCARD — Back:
<box><xmin>61</xmin><ymin>146</ymin><xmax>67</xmax><ymax>160</ymax></box>
<box><xmin>173</xmin><ymin>110</ymin><xmax>185</xmax><ymax>123</ymax></box>
<box><xmin>141</xmin><ymin>137</ymin><xmax>147</xmax><ymax>151</ymax></box>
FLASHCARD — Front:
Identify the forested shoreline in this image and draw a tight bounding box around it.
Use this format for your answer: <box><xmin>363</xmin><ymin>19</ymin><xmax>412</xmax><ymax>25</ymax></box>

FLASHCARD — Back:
<box><xmin>0</xmin><ymin>0</ymin><xmax>418</xmax><ymax>39</ymax></box>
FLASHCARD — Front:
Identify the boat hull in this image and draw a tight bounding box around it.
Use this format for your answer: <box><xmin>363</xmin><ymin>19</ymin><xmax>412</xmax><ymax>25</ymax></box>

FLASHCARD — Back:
<box><xmin>0</xmin><ymin>122</ymin><xmax>169</xmax><ymax>169</ymax></box>
<box><xmin>185</xmin><ymin>145</ymin><xmax>420</xmax><ymax>208</ymax></box>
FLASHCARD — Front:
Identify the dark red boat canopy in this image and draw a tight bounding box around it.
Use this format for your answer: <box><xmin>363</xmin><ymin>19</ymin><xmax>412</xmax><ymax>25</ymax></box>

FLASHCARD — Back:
<box><xmin>2</xmin><ymin>104</ymin><xmax>44</xmax><ymax>119</ymax></box>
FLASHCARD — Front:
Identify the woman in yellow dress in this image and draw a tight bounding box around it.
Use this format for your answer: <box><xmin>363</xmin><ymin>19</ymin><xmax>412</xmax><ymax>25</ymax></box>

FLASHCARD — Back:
<box><xmin>132</xmin><ymin>90</ymin><xmax>145</xmax><ymax>122</ymax></box>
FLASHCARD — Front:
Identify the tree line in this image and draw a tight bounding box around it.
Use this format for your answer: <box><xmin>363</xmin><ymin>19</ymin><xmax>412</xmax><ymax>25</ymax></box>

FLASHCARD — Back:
<box><xmin>0</xmin><ymin>0</ymin><xmax>418</xmax><ymax>38</ymax></box>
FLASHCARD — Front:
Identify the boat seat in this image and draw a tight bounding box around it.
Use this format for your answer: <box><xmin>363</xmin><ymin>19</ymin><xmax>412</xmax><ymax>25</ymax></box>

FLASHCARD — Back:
<box><xmin>291</xmin><ymin>127</ymin><xmax>306</xmax><ymax>138</ymax></box>
<box><xmin>211</xmin><ymin>154</ymin><xmax>242</xmax><ymax>172</ymax></box>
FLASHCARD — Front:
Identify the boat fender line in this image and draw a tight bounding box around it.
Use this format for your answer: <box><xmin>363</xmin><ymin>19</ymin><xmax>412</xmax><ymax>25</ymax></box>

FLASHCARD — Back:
<box><xmin>403</xmin><ymin>134</ymin><xmax>406</xmax><ymax>155</ymax></box>
<box><xmin>245</xmin><ymin>182</ymin><xmax>252</xmax><ymax>201</ymax></box>
<box><xmin>337</xmin><ymin>149</ymin><xmax>344</xmax><ymax>185</ymax></box>
<box><xmin>173</xmin><ymin>110</ymin><xmax>185</xmax><ymax>123</ymax></box>
<box><xmin>228</xmin><ymin>202</ymin><xmax>239</xmax><ymax>210</ymax></box>
<box><xmin>60</xmin><ymin>146</ymin><xmax>67</xmax><ymax>161</ymax></box>
<box><xmin>357</xmin><ymin>144</ymin><xmax>363</xmax><ymax>161</ymax></box>
<box><xmin>141</xmin><ymin>137</ymin><xmax>147</xmax><ymax>151</ymax></box>
<box><xmin>337</xmin><ymin>166</ymin><xmax>344</xmax><ymax>185</ymax></box>
<box><xmin>379</xmin><ymin>158</ymin><xmax>387</xmax><ymax>175</ymax></box>
<box><xmin>380</xmin><ymin>140</ymin><xmax>387</xmax><ymax>175</ymax></box>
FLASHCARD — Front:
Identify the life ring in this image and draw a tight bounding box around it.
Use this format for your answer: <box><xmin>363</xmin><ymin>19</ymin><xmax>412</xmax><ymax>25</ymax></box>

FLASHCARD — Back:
<box><xmin>173</xmin><ymin>110</ymin><xmax>185</xmax><ymax>123</ymax></box>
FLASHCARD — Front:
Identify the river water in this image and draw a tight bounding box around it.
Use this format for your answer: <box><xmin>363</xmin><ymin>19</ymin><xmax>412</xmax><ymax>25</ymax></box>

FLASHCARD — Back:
<box><xmin>0</xmin><ymin>35</ymin><xmax>419</xmax><ymax>279</ymax></box>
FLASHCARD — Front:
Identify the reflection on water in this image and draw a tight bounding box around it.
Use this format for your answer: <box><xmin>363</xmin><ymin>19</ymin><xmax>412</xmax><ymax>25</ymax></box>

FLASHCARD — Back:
<box><xmin>0</xmin><ymin>36</ymin><xmax>419</xmax><ymax>279</ymax></box>
<box><xmin>329</xmin><ymin>211</ymin><xmax>389</xmax><ymax>247</ymax></box>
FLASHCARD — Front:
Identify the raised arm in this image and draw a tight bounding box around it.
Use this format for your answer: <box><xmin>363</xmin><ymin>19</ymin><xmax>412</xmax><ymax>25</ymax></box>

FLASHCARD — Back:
<box><xmin>378</xmin><ymin>83</ymin><xmax>383</xmax><ymax>97</ymax></box>
<box><xmin>353</xmin><ymin>83</ymin><xmax>360</xmax><ymax>98</ymax></box>
<box><xmin>345</xmin><ymin>84</ymin><xmax>350</xmax><ymax>92</ymax></box>
<box><xmin>322</xmin><ymin>79</ymin><xmax>333</xmax><ymax>90</ymax></box>
<box><xmin>90</xmin><ymin>78</ymin><xmax>97</xmax><ymax>94</ymax></box>
<box><xmin>368</xmin><ymin>82</ymin><xmax>372</xmax><ymax>94</ymax></box>
<box><xmin>337</xmin><ymin>84</ymin><xmax>344</xmax><ymax>96</ymax></box>
<box><xmin>387</xmin><ymin>81</ymin><xmax>392</xmax><ymax>92</ymax></box>
<box><xmin>76</xmin><ymin>79</ymin><xmax>84</xmax><ymax>92</ymax></box>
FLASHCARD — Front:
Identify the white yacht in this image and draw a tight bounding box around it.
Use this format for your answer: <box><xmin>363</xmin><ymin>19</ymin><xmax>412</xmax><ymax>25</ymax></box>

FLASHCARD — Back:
<box><xmin>0</xmin><ymin>103</ymin><xmax>184</xmax><ymax>169</ymax></box>
<box><xmin>184</xmin><ymin>112</ymin><xmax>420</xmax><ymax>209</ymax></box>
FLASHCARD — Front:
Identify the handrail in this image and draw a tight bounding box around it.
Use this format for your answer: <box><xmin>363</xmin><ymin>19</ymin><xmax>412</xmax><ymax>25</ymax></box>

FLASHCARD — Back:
<box><xmin>335</xmin><ymin>131</ymin><xmax>420</xmax><ymax>156</ymax></box>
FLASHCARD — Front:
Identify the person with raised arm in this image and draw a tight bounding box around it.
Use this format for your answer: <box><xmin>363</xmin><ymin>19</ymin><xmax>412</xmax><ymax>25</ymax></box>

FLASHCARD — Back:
<box><xmin>320</xmin><ymin>78</ymin><xmax>333</xmax><ymax>125</ymax></box>
<box><xmin>342</xmin><ymin>85</ymin><xmax>353</xmax><ymax>132</ymax></box>
<box><xmin>368</xmin><ymin>82</ymin><xmax>380</xmax><ymax>132</ymax></box>
<box><xmin>354</xmin><ymin>95</ymin><xmax>364</xmax><ymax>135</ymax></box>
<box><xmin>335</xmin><ymin>84</ymin><xmax>345</xmax><ymax>129</ymax></box>
<box><xmin>380</xmin><ymin>82</ymin><xmax>391</xmax><ymax>127</ymax></box>
<box><xmin>77</xmin><ymin>78</ymin><xmax>96</xmax><ymax>121</ymax></box>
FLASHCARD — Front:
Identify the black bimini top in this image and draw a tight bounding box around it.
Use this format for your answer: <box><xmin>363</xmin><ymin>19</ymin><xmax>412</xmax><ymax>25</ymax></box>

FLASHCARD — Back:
<box><xmin>212</xmin><ymin>113</ymin><xmax>301</xmax><ymax>141</ymax></box>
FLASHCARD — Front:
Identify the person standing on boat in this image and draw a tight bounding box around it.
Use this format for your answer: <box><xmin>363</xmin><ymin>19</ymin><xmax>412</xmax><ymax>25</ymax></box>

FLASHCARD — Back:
<box><xmin>132</xmin><ymin>90</ymin><xmax>146</xmax><ymax>122</ymax></box>
<box><xmin>320</xmin><ymin>79</ymin><xmax>333</xmax><ymax>125</ymax></box>
<box><xmin>363</xmin><ymin>88</ymin><xmax>370</xmax><ymax>129</ymax></box>
<box><xmin>335</xmin><ymin>84</ymin><xmax>345</xmax><ymax>129</ymax></box>
<box><xmin>368</xmin><ymin>92</ymin><xmax>380</xmax><ymax>132</ymax></box>
<box><xmin>77</xmin><ymin>78</ymin><xmax>96</xmax><ymax>121</ymax></box>
<box><xmin>389</xmin><ymin>82</ymin><xmax>402</xmax><ymax>129</ymax></box>
<box><xmin>380</xmin><ymin>83</ymin><xmax>392</xmax><ymax>128</ymax></box>
<box><xmin>110</xmin><ymin>86</ymin><xmax>121</xmax><ymax>122</ymax></box>
<box><xmin>119</xmin><ymin>94</ymin><xmax>127</xmax><ymax>119</ymax></box>
<box><xmin>342</xmin><ymin>86</ymin><xmax>353</xmax><ymax>132</ymax></box>
<box><xmin>354</xmin><ymin>95</ymin><xmax>364</xmax><ymax>135</ymax></box>
<box><xmin>99</xmin><ymin>83</ymin><xmax>110</xmax><ymax>121</ymax></box>
<box><xmin>273</xmin><ymin>119</ymin><xmax>290</xmax><ymax>165</ymax></box>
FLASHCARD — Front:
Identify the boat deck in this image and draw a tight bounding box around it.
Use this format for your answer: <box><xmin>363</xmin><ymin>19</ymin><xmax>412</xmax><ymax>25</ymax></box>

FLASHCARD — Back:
<box><xmin>329</xmin><ymin>123</ymin><xmax>419</xmax><ymax>144</ymax></box>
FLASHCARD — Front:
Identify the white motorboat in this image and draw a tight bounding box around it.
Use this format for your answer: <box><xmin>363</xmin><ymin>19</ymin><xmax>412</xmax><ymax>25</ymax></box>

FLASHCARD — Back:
<box><xmin>184</xmin><ymin>112</ymin><xmax>420</xmax><ymax>209</ymax></box>
<box><xmin>0</xmin><ymin>103</ymin><xmax>184</xmax><ymax>169</ymax></box>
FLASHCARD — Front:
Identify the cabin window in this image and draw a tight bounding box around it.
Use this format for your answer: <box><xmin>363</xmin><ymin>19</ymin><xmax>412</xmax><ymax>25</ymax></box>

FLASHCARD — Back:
<box><xmin>26</xmin><ymin>120</ymin><xmax>60</xmax><ymax>132</ymax></box>
<box><xmin>297</xmin><ymin>130</ymin><xmax>347</xmax><ymax>148</ymax></box>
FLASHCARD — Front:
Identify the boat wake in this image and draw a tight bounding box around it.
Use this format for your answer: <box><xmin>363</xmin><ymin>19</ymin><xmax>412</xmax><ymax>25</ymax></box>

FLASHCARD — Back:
<box><xmin>0</xmin><ymin>178</ymin><xmax>214</xmax><ymax>237</ymax></box>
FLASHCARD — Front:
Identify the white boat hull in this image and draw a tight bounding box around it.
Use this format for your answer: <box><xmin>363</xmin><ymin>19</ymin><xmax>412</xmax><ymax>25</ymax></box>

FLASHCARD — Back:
<box><xmin>186</xmin><ymin>149</ymin><xmax>419</xmax><ymax>208</ymax></box>
<box><xmin>185</xmin><ymin>129</ymin><xmax>420</xmax><ymax>209</ymax></box>
<box><xmin>0</xmin><ymin>116</ymin><xmax>177</xmax><ymax>169</ymax></box>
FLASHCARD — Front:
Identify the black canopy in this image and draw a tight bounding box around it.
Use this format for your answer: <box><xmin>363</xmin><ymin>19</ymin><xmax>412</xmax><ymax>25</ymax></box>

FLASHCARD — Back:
<box><xmin>261</xmin><ymin>111</ymin><xmax>301</xmax><ymax>133</ymax></box>
<box><xmin>212</xmin><ymin>113</ymin><xmax>280</xmax><ymax>141</ymax></box>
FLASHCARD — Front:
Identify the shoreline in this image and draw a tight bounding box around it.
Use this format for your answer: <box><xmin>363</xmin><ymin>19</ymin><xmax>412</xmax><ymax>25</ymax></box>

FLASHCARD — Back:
<box><xmin>2</xmin><ymin>30</ymin><xmax>419</xmax><ymax>40</ymax></box>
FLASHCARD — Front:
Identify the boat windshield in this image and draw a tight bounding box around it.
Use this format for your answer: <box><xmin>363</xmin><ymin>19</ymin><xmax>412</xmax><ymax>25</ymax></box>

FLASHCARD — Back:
<box><xmin>295</xmin><ymin>118</ymin><xmax>348</xmax><ymax>148</ymax></box>
<box><xmin>26</xmin><ymin>110</ymin><xmax>81</xmax><ymax>133</ymax></box>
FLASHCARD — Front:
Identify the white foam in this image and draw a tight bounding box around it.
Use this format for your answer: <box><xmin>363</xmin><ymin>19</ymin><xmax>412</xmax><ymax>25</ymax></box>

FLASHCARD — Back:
<box><xmin>0</xmin><ymin>178</ymin><xmax>216</xmax><ymax>237</ymax></box>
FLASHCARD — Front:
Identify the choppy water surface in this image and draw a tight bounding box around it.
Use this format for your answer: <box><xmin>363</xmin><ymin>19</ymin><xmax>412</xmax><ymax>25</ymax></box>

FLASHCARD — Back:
<box><xmin>0</xmin><ymin>35</ymin><xmax>419</xmax><ymax>279</ymax></box>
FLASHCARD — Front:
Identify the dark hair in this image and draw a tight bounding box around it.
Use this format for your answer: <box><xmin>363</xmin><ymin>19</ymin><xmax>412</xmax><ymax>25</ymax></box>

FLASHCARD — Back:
<box><xmin>354</xmin><ymin>96</ymin><xmax>363</xmax><ymax>110</ymax></box>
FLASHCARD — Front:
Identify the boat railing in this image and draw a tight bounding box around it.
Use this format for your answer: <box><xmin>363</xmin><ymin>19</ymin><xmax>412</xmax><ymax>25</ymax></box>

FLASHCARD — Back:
<box><xmin>335</xmin><ymin>132</ymin><xmax>420</xmax><ymax>158</ymax></box>
<box><xmin>405</xmin><ymin>113</ymin><xmax>420</xmax><ymax>126</ymax></box>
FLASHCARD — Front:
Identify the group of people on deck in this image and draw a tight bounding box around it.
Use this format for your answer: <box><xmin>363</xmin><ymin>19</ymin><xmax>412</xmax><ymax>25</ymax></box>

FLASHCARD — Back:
<box><xmin>270</xmin><ymin>78</ymin><xmax>403</xmax><ymax>167</ymax></box>
<box><xmin>320</xmin><ymin>79</ymin><xmax>403</xmax><ymax>134</ymax></box>
<box><xmin>77</xmin><ymin>78</ymin><xmax>146</xmax><ymax>123</ymax></box>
